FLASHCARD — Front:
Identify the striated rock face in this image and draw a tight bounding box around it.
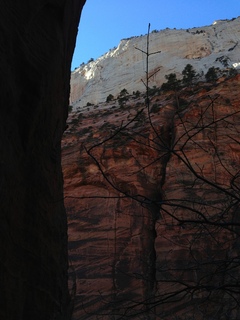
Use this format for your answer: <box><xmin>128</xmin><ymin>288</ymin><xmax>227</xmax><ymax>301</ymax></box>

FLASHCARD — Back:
<box><xmin>63</xmin><ymin>103</ymin><xmax>173</xmax><ymax>319</ymax></box>
<box><xmin>70</xmin><ymin>17</ymin><xmax>240</xmax><ymax>109</ymax></box>
<box><xmin>63</xmin><ymin>75</ymin><xmax>240</xmax><ymax>318</ymax></box>
<box><xmin>0</xmin><ymin>1</ymin><xmax>85</xmax><ymax>319</ymax></box>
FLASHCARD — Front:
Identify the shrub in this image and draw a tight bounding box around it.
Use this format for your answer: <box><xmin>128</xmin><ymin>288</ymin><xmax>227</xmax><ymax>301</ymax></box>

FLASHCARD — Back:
<box><xmin>205</xmin><ymin>67</ymin><xmax>218</xmax><ymax>83</ymax></box>
<box><xmin>119</xmin><ymin>88</ymin><xmax>129</xmax><ymax>97</ymax></box>
<box><xmin>118</xmin><ymin>96</ymin><xmax>128</xmax><ymax>106</ymax></box>
<box><xmin>162</xmin><ymin>73</ymin><xmax>181</xmax><ymax>91</ymax></box>
<box><xmin>148</xmin><ymin>86</ymin><xmax>160</xmax><ymax>96</ymax></box>
<box><xmin>118</xmin><ymin>89</ymin><xmax>129</xmax><ymax>106</ymax></box>
<box><xmin>228</xmin><ymin>68</ymin><xmax>238</xmax><ymax>77</ymax></box>
<box><xmin>106</xmin><ymin>94</ymin><xmax>114</xmax><ymax>103</ymax></box>
<box><xmin>133</xmin><ymin>90</ymin><xmax>141</xmax><ymax>98</ymax></box>
<box><xmin>215</xmin><ymin>56</ymin><xmax>229</xmax><ymax>68</ymax></box>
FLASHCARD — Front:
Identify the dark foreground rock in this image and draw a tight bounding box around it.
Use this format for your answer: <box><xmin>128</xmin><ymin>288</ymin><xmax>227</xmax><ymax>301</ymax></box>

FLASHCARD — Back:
<box><xmin>0</xmin><ymin>1</ymin><xmax>85</xmax><ymax>319</ymax></box>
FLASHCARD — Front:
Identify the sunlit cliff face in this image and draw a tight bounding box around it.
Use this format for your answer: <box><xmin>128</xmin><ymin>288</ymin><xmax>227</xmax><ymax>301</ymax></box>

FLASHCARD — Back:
<box><xmin>70</xmin><ymin>17</ymin><xmax>240</xmax><ymax>110</ymax></box>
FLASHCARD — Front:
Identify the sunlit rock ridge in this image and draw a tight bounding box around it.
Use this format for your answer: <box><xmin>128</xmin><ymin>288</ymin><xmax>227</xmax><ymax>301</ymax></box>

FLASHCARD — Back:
<box><xmin>70</xmin><ymin>16</ymin><xmax>240</xmax><ymax>109</ymax></box>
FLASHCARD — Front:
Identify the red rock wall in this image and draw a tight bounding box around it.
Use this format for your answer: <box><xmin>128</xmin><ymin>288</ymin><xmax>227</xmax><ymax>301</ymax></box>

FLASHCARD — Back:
<box><xmin>63</xmin><ymin>75</ymin><xmax>240</xmax><ymax>319</ymax></box>
<box><xmin>0</xmin><ymin>1</ymin><xmax>85</xmax><ymax>319</ymax></box>
<box><xmin>63</xmin><ymin>101</ymin><xmax>174</xmax><ymax>318</ymax></box>
<box><xmin>156</xmin><ymin>77</ymin><xmax>240</xmax><ymax>319</ymax></box>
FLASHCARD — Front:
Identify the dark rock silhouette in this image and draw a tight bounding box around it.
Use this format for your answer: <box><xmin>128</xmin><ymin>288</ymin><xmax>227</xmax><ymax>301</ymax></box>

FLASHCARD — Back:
<box><xmin>0</xmin><ymin>1</ymin><xmax>86</xmax><ymax>319</ymax></box>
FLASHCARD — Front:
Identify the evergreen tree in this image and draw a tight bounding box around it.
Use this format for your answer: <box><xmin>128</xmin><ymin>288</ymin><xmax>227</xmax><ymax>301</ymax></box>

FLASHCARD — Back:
<box><xmin>106</xmin><ymin>94</ymin><xmax>114</xmax><ymax>103</ymax></box>
<box><xmin>161</xmin><ymin>73</ymin><xmax>180</xmax><ymax>91</ymax></box>
<box><xmin>205</xmin><ymin>67</ymin><xmax>218</xmax><ymax>83</ymax></box>
<box><xmin>119</xmin><ymin>88</ymin><xmax>129</xmax><ymax>97</ymax></box>
<box><xmin>182</xmin><ymin>64</ymin><xmax>197</xmax><ymax>85</ymax></box>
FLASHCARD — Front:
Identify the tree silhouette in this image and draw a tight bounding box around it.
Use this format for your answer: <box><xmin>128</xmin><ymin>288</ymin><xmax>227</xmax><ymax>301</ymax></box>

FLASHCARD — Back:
<box><xmin>205</xmin><ymin>66</ymin><xmax>218</xmax><ymax>83</ymax></box>
<box><xmin>162</xmin><ymin>73</ymin><xmax>181</xmax><ymax>91</ymax></box>
<box><xmin>182</xmin><ymin>63</ymin><xmax>197</xmax><ymax>85</ymax></box>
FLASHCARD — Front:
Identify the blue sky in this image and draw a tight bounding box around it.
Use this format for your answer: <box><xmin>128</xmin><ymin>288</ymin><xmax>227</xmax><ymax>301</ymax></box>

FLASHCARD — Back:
<box><xmin>71</xmin><ymin>0</ymin><xmax>240</xmax><ymax>70</ymax></box>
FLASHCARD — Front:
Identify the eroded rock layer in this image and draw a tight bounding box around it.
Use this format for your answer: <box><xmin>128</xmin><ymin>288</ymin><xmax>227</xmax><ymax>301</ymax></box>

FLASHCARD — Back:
<box><xmin>0</xmin><ymin>1</ymin><xmax>85</xmax><ymax>319</ymax></box>
<box><xmin>63</xmin><ymin>75</ymin><xmax>240</xmax><ymax>319</ymax></box>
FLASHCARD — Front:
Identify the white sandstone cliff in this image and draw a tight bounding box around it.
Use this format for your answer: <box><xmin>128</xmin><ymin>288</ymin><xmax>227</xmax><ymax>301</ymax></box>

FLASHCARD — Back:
<box><xmin>70</xmin><ymin>17</ymin><xmax>240</xmax><ymax>109</ymax></box>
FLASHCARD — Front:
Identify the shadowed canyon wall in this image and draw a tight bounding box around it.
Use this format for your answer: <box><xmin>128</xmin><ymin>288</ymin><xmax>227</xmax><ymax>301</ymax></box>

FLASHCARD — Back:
<box><xmin>0</xmin><ymin>1</ymin><xmax>85</xmax><ymax>319</ymax></box>
<box><xmin>63</xmin><ymin>75</ymin><xmax>240</xmax><ymax>319</ymax></box>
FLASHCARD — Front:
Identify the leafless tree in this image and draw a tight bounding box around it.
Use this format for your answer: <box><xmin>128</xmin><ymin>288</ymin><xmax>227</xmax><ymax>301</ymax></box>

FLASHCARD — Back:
<box><xmin>68</xmin><ymin>25</ymin><xmax>240</xmax><ymax>320</ymax></box>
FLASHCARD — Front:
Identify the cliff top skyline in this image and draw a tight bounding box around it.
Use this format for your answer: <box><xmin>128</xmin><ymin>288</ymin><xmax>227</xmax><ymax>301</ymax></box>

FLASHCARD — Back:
<box><xmin>70</xmin><ymin>16</ymin><xmax>240</xmax><ymax>109</ymax></box>
<box><xmin>72</xmin><ymin>0</ymin><xmax>240</xmax><ymax>70</ymax></box>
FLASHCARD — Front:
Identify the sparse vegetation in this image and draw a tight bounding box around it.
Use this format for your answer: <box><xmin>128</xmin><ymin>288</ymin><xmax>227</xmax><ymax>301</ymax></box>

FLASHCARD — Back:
<box><xmin>118</xmin><ymin>88</ymin><xmax>129</xmax><ymax>106</ymax></box>
<box><xmin>106</xmin><ymin>94</ymin><xmax>114</xmax><ymax>103</ymax></box>
<box><xmin>119</xmin><ymin>88</ymin><xmax>129</xmax><ymax>97</ymax></box>
<box><xmin>161</xmin><ymin>73</ymin><xmax>181</xmax><ymax>91</ymax></box>
<box><xmin>133</xmin><ymin>90</ymin><xmax>141</xmax><ymax>98</ymax></box>
<box><xmin>148</xmin><ymin>85</ymin><xmax>160</xmax><ymax>96</ymax></box>
<box><xmin>205</xmin><ymin>66</ymin><xmax>218</xmax><ymax>82</ymax></box>
<box><xmin>228</xmin><ymin>67</ymin><xmax>238</xmax><ymax>77</ymax></box>
<box><xmin>216</xmin><ymin>55</ymin><xmax>229</xmax><ymax>68</ymax></box>
<box><xmin>182</xmin><ymin>64</ymin><xmax>197</xmax><ymax>85</ymax></box>
<box><xmin>118</xmin><ymin>96</ymin><xmax>128</xmax><ymax>106</ymax></box>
